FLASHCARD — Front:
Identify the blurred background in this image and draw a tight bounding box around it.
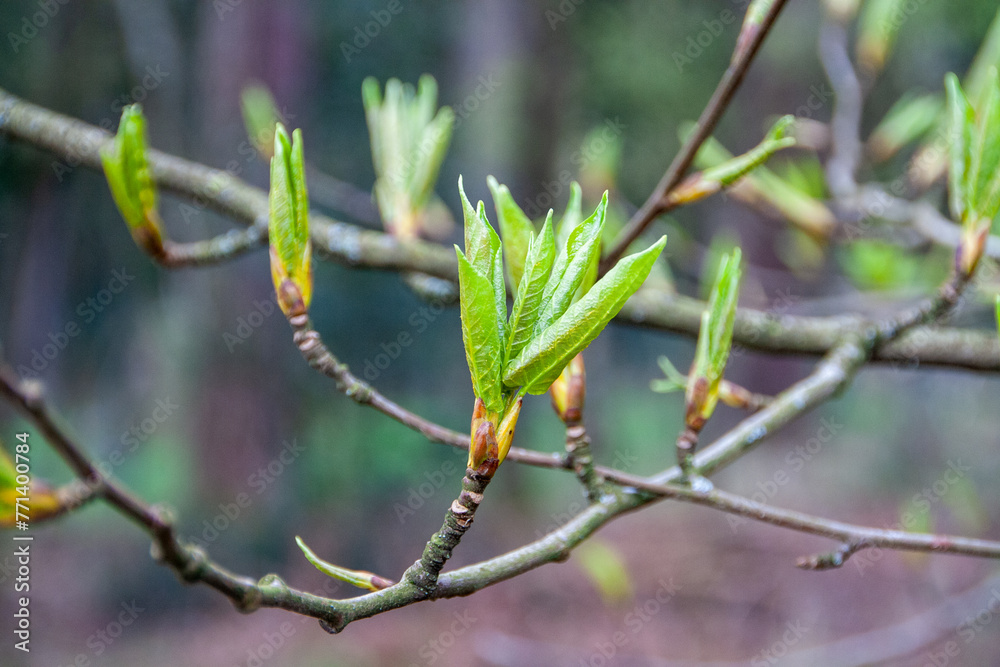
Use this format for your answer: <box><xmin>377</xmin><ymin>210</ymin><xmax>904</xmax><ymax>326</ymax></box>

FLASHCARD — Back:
<box><xmin>2</xmin><ymin>1</ymin><xmax>1000</xmax><ymax>665</ymax></box>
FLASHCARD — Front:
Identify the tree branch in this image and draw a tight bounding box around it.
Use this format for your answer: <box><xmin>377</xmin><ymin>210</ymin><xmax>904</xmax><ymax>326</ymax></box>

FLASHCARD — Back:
<box><xmin>601</xmin><ymin>0</ymin><xmax>790</xmax><ymax>270</ymax></box>
<box><xmin>2</xmin><ymin>87</ymin><xmax>996</xmax><ymax>372</ymax></box>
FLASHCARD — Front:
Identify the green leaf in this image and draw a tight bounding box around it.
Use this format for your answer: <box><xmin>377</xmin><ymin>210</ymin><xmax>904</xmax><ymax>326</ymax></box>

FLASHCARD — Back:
<box><xmin>491</xmin><ymin>244</ymin><xmax>507</xmax><ymax>349</ymax></box>
<box><xmin>537</xmin><ymin>192</ymin><xmax>608</xmax><ymax>332</ymax></box>
<box><xmin>240</xmin><ymin>84</ymin><xmax>280</xmax><ymax>157</ymax></box>
<box><xmin>100</xmin><ymin>104</ymin><xmax>163</xmax><ymax>250</ymax></box>
<box><xmin>966</xmin><ymin>9</ymin><xmax>1000</xmax><ymax>108</ymax></box>
<box><xmin>410</xmin><ymin>107</ymin><xmax>454</xmax><ymax>210</ymax></box>
<box><xmin>700</xmin><ymin>115</ymin><xmax>796</xmax><ymax>188</ymax></box>
<box><xmin>856</xmin><ymin>0</ymin><xmax>907</xmax><ymax>71</ymax></box>
<box><xmin>268</xmin><ymin>123</ymin><xmax>312</xmax><ymax>313</ymax></box>
<box><xmin>691</xmin><ymin>130</ymin><xmax>834</xmax><ymax>237</ymax></box>
<box><xmin>457</xmin><ymin>247</ymin><xmax>504</xmax><ymax>413</ymax></box>
<box><xmin>504</xmin><ymin>235</ymin><xmax>666</xmax><ymax>394</ymax></box>
<box><xmin>651</xmin><ymin>356</ymin><xmax>688</xmax><ymax>394</ymax></box>
<box><xmin>488</xmin><ymin>176</ymin><xmax>535</xmax><ymax>290</ymax></box>
<box><xmin>505</xmin><ymin>213</ymin><xmax>556</xmax><ymax>362</ymax></box>
<box><xmin>295</xmin><ymin>536</ymin><xmax>388</xmax><ymax>592</ymax></box>
<box><xmin>364</xmin><ymin>76</ymin><xmax>454</xmax><ymax>237</ymax></box>
<box><xmin>972</xmin><ymin>70</ymin><xmax>1000</xmax><ymax>222</ymax></box>
<box><xmin>459</xmin><ymin>176</ymin><xmax>501</xmax><ymax>269</ymax></box>
<box><xmin>946</xmin><ymin>73</ymin><xmax>975</xmax><ymax>223</ymax></box>
<box><xmin>556</xmin><ymin>181</ymin><xmax>583</xmax><ymax>249</ymax></box>
<box><xmin>270</xmin><ymin>125</ymin><xmax>310</xmax><ymax>272</ymax></box>
<box><xmin>574</xmin><ymin>540</ymin><xmax>634</xmax><ymax>605</ymax></box>
<box><xmin>995</xmin><ymin>294</ymin><xmax>1000</xmax><ymax>345</ymax></box>
<box><xmin>688</xmin><ymin>248</ymin><xmax>742</xmax><ymax>420</ymax></box>
<box><xmin>868</xmin><ymin>92</ymin><xmax>943</xmax><ymax>162</ymax></box>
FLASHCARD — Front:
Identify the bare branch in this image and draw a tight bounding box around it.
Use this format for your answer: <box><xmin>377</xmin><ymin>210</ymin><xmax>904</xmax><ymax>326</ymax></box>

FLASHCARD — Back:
<box><xmin>601</xmin><ymin>0</ymin><xmax>790</xmax><ymax>269</ymax></box>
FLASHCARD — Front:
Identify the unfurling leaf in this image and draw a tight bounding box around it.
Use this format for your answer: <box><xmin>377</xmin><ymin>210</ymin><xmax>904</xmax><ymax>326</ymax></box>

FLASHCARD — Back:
<box><xmin>686</xmin><ymin>248</ymin><xmax>742</xmax><ymax>429</ymax></box>
<box><xmin>537</xmin><ymin>192</ymin><xmax>608</xmax><ymax>334</ymax></box>
<box><xmin>945</xmin><ymin>70</ymin><xmax>1000</xmax><ymax>275</ymax></box>
<box><xmin>268</xmin><ymin>124</ymin><xmax>312</xmax><ymax>316</ymax></box>
<box><xmin>364</xmin><ymin>75</ymin><xmax>455</xmax><ymax>238</ymax></box>
<box><xmin>100</xmin><ymin>104</ymin><xmax>165</xmax><ymax>256</ymax></box>
<box><xmin>456</xmin><ymin>248</ymin><xmax>504</xmax><ymax>414</ymax></box>
<box><xmin>556</xmin><ymin>181</ymin><xmax>584</xmax><ymax>249</ymax></box>
<box><xmin>505</xmin><ymin>213</ymin><xmax>556</xmax><ymax>363</ymax></box>
<box><xmin>295</xmin><ymin>536</ymin><xmax>393</xmax><ymax>591</ymax></box>
<box><xmin>856</xmin><ymin>0</ymin><xmax>908</xmax><ymax>74</ymax></box>
<box><xmin>488</xmin><ymin>176</ymin><xmax>535</xmax><ymax>290</ymax></box>
<box><xmin>667</xmin><ymin>115</ymin><xmax>796</xmax><ymax>207</ymax></box>
<box><xmin>651</xmin><ymin>356</ymin><xmax>688</xmax><ymax>394</ymax></box>
<box><xmin>504</xmin><ymin>235</ymin><xmax>666</xmax><ymax>395</ymax></box>
<box><xmin>690</xmin><ymin>129</ymin><xmax>835</xmax><ymax>238</ymax></box>
<box><xmin>867</xmin><ymin>93</ymin><xmax>943</xmax><ymax>163</ymax></box>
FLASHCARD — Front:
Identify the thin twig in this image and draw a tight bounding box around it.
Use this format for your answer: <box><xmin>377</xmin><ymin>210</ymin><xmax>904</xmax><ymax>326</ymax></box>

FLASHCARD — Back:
<box><xmin>157</xmin><ymin>223</ymin><xmax>267</xmax><ymax>267</ymax></box>
<box><xmin>614</xmin><ymin>476</ymin><xmax>1000</xmax><ymax>567</ymax></box>
<box><xmin>819</xmin><ymin>16</ymin><xmax>864</xmax><ymax>199</ymax></box>
<box><xmin>601</xmin><ymin>0</ymin><xmax>790</xmax><ymax>270</ymax></box>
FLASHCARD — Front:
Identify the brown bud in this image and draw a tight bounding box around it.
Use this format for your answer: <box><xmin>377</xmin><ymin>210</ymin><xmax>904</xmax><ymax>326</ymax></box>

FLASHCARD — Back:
<box><xmin>684</xmin><ymin>376</ymin><xmax>709</xmax><ymax>431</ymax></box>
<box><xmin>468</xmin><ymin>420</ymin><xmax>498</xmax><ymax>475</ymax></box>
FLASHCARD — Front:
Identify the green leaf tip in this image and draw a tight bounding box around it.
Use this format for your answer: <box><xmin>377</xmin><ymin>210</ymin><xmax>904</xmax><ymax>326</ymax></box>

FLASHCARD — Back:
<box><xmin>240</xmin><ymin>84</ymin><xmax>281</xmax><ymax>159</ymax></box>
<box><xmin>487</xmin><ymin>175</ymin><xmax>535</xmax><ymax>290</ymax></box>
<box><xmin>668</xmin><ymin>116</ymin><xmax>796</xmax><ymax>208</ymax></box>
<box><xmin>651</xmin><ymin>356</ymin><xmax>688</xmax><ymax>394</ymax></box>
<box><xmin>100</xmin><ymin>104</ymin><xmax>165</xmax><ymax>256</ymax></box>
<box><xmin>364</xmin><ymin>75</ymin><xmax>454</xmax><ymax>238</ymax></box>
<box><xmin>687</xmin><ymin>247</ymin><xmax>742</xmax><ymax>429</ymax></box>
<box><xmin>295</xmin><ymin>536</ymin><xmax>393</xmax><ymax>591</ymax></box>
<box><xmin>268</xmin><ymin>123</ymin><xmax>312</xmax><ymax>316</ymax></box>
<box><xmin>945</xmin><ymin>70</ymin><xmax>1000</xmax><ymax>275</ymax></box>
<box><xmin>504</xmin><ymin>234</ymin><xmax>666</xmax><ymax>395</ymax></box>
